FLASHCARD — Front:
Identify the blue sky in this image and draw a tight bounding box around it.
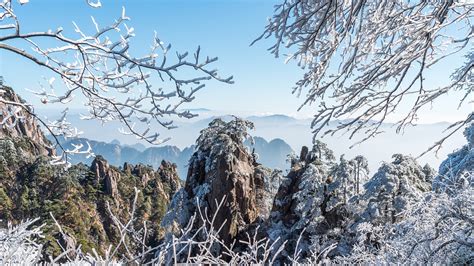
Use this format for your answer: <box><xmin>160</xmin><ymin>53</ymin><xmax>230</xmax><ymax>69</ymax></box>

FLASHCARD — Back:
<box><xmin>0</xmin><ymin>0</ymin><xmax>472</xmax><ymax>122</ymax></box>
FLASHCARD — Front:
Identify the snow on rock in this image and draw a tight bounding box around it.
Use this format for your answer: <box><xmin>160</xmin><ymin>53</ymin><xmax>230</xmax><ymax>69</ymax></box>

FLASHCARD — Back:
<box><xmin>358</xmin><ymin>154</ymin><xmax>433</xmax><ymax>225</ymax></box>
<box><xmin>434</xmin><ymin>122</ymin><xmax>474</xmax><ymax>194</ymax></box>
<box><xmin>161</xmin><ymin>118</ymin><xmax>282</xmax><ymax>249</ymax></box>
<box><xmin>266</xmin><ymin>144</ymin><xmax>357</xmax><ymax>261</ymax></box>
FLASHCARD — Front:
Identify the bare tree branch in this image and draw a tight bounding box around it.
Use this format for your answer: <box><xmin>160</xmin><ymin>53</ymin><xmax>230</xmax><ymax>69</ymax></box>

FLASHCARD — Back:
<box><xmin>255</xmin><ymin>0</ymin><xmax>473</xmax><ymax>153</ymax></box>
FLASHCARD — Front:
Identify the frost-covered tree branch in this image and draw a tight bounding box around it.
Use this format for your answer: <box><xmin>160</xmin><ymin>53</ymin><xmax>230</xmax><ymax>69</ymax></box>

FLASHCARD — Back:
<box><xmin>0</xmin><ymin>218</ymin><xmax>43</xmax><ymax>264</ymax></box>
<box><xmin>0</xmin><ymin>193</ymin><xmax>315</xmax><ymax>264</ymax></box>
<box><xmin>256</xmin><ymin>0</ymin><xmax>473</xmax><ymax>151</ymax></box>
<box><xmin>340</xmin><ymin>175</ymin><xmax>473</xmax><ymax>264</ymax></box>
<box><xmin>0</xmin><ymin>0</ymin><xmax>233</xmax><ymax>165</ymax></box>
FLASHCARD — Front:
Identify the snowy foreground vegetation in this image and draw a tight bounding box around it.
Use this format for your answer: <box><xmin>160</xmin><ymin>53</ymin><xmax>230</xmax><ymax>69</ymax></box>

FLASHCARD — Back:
<box><xmin>1</xmin><ymin>0</ymin><xmax>472</xmax><ymax>264</ymax></box>
<box><xmin>1</xmin><ymin>120</ymin><xmax>473</xmax><ymax>265</ymax></box>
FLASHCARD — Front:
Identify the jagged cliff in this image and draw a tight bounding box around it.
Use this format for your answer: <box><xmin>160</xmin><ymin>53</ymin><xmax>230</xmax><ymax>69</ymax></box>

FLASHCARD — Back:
<box><xmin>0</xmin><ymin>86</ymin><xmax>54</xmax><ymax>157</ymax></box>
<box><xmin>0</xmin><ymin>145</ymin><xmax>182</xmax><ymax>259</ymax></box>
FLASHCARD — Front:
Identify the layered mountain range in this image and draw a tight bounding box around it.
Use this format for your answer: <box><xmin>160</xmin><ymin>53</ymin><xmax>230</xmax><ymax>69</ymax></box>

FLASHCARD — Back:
<box><xmin>53</xmin><ymin>135</ymin><xmax>293</xmax><ymax>179</ymax></box>
<box><xmin>38</xmin><ymin>108</ymin><xmax>465</xmax><ymax>174</ymax></box>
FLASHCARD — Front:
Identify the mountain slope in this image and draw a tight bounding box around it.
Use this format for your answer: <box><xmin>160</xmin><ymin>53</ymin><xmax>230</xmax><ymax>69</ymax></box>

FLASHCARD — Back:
<box><xmin>0</xmin><ymin>88</ymin><xmax>182</xmax><ymax>261</ymax></box>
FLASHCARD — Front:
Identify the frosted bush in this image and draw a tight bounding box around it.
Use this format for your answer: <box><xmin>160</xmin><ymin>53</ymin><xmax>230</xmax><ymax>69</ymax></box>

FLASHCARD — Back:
<box><xmin>0</xmin><ymin>219</ymin><xmax>43</xmax><ymax>264</ymax></box>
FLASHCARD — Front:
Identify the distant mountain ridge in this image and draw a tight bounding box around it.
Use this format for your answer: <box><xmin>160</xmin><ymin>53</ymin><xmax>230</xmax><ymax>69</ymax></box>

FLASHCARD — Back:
<box><xmin>52</xmin><ymin>135</ymin><xmax>294</xmax><ymax>179</ymax></box>
<box><xmin>247</xmin><ymin>114</ymin><xmax>300</xmax><ymax>124</ymax></box>
<box><xmin>40</xmin><ymin>110</ymin><xmax>464</xmax><ymax>174</ymax></box>
<box><xmin>50</xmin><ymin>136</ymin><xmax>193</xmax><ymax>179</ymax></box>
<box><xmin>245</xmin><ymin>137</ymin><xmax>293</xmax><ymax>170</ymax></box>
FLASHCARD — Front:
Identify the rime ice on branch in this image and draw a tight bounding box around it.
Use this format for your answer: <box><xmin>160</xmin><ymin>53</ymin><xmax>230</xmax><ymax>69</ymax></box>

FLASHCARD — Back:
<box><xmin>0</xmin><ymin>0</ymin><xmax>233</xmax><ymax>165</ymax></box>
<box><xmin>255</xmin><ymin>0</ymin><xmax>473</xmax><ymax>151</ymax></box>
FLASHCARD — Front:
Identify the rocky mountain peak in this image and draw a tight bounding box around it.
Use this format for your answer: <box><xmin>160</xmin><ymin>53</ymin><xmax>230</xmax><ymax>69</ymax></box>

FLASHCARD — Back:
<box><xmin>158</xmin><ymin>160</ymin><xmax>182</xmax><ymax>198</ymax></box>
<box><xmin>162</xmin><ymin>118</ymin><xmax>282</xmax><ymax>248</ymax></box>
<box><xmin>266</xmin><ymin>145</ymin><xmax>366</xmax><ymax>260</ymax></box>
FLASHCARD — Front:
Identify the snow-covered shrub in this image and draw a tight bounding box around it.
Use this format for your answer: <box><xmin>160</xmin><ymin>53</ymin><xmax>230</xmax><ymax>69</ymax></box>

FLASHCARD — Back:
<box><xmin>337</xmin><ymin>177</ymin><xmax>474</xmax><ymax>265</ymax></box>
<box><xmin>0</xmin><ymin>219</ymin><xmax>43</xmax><ymax>264</ymax></box>
<box><xmin>308</xmin><ymin>140</ymin><xmax>335</xmax><ymax>163</ymax></box>
<box><xmin>434</xmin><ymin>122</ymin><xmax>474</xmax><ymax>194</ymax></box>
<box><xmin>329</xmin><ymin>155</ymin><xmax>353</xmax><ymax>205</ymax></box>
<box><xmin>196</xmin><ymin>117</ymin><xmax>254</xmax><ymax>151</ymax></box>
<box><xmin>329</xmin><ymin>155</ymin><xmax>369</xmax><ymax>207</ymax></box>
<box><xmin>350</xmin><ymin>155</ymin><xmax>370</xmax><ymax>195</ymax></box>
<box><xmin>0</xmin><ymin>155</ymin><xmax>7</xmax><ymax>172</ymax></box>
<box><xmin>195</xmin><ymin>117</ymin><xmax>254</xmax><ymax>171</ymax></box>
<box><xmin>0</xmin><ymin>139</ymin><xmax>18</xmax><ymax>165</ymax></box>
<box><xmin>338</xmin><ymin>129</ymin><xmax>474</xmax><ymax>264</ymax></box>
<box><xmin>358</xmin><ymin>154</ymin><xmax>433</xmax><ymax>225</ymax></box>
<box><xmin>390</xmin><ymin>183</ymin><xmax>473</xmax><ymax>264</ymax></box>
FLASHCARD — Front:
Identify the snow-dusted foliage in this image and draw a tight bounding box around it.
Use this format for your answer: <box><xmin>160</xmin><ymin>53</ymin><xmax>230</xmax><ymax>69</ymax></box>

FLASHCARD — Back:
<box><xmin>338</xmin><ymin>178</ymin><xmax>474</xmax><ymax>265</ymax></box>
<box><xmin>0</xmin><ymin>0</ymin><xmax>232</xmax><ymax>165</ymax></box>
<box><xmin>332</xmin><ymin>155</ymin><xmax>370</xmax><ymax>203</ymax></box>
<box><xmin>158</xmin><ymin>197</ymin><xmax>290</xmax><ymax>265</ymax></box>
<box><xmin>2</xmin><ymin>165</ymin><xmax>472</xmax><ymax>265</ymax></box>
<box><xmin>291</xmin><ymin>163</ymin><xmax>328</xmax><ymax>226</ymax></box>
<box><xmin>267</xmin><ymin>143</ymin><xmax>357</xmax><ymax>261</ymax></box>
<box><xmin>196</xmin><ymin>117</ymin><xmax>254</xmax><ymax>157</ymax></box>
<box><xmin>0</xmin><ymin>138</ymin><xmax>18</xmax><ymax>165</ymax></box>
<box><xmin>390</xmin><ymin>184</ymin><xmax>473</xmax><ymax>264</ymax></box>
<box><xmin>434</xmin><ymin>122</ymin><xmax>474</xmax><ymax>193</ymax></box>
<box><xmin>347</xmin><ymin>155</ymin><xmax>370</xmax><ymax>197</ymax></box>
<box><xmin>268</xmin><ymin>144</ymin><xmax>444</xmax><ymax>262</ymax></box>
<box><xmin>330</xmin><ymin>155</ymin><xmax>355</xmax><ymax>205</ymax></box>
<box><xmin>255</xmin><ymin>0</ymin><xmax>473</xmax><ymax>150</ymax></box>
<box><xmin>336</xmin><ymin>127</ymin><xmax>473</xmax><ymax>264</ymax></box>
<box><xmin>358</xmin><ymin>154</ymin><xmax>433</xmax><ymax>225</ymax></box>
<box><xmin>308</xmin><ymin>140</ymin><xmax>335</xmax><ymax>163</ymax></box>
<box><xmin>195</xmin><ymin>117</ymin><xmax>255</xmax><ymax>170</ymax></box>
<box><xmin>160</xmin><ymin>188</ymin><xmax>193</xmax><ymax>236</ymax></box>
<box><xmin>254</xmin><ymin>167</ymin><xmax>283</xmax><ymax>220</ymax></box>
<box><xmin>0</xmin><ymin>219</ymin><xmax>43</xmax><ymax>264</ymax></box>
<box><xmin>0</xmin><ymin>197</ymin><xmax>332</xmax><ymax>265</ymax></box>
